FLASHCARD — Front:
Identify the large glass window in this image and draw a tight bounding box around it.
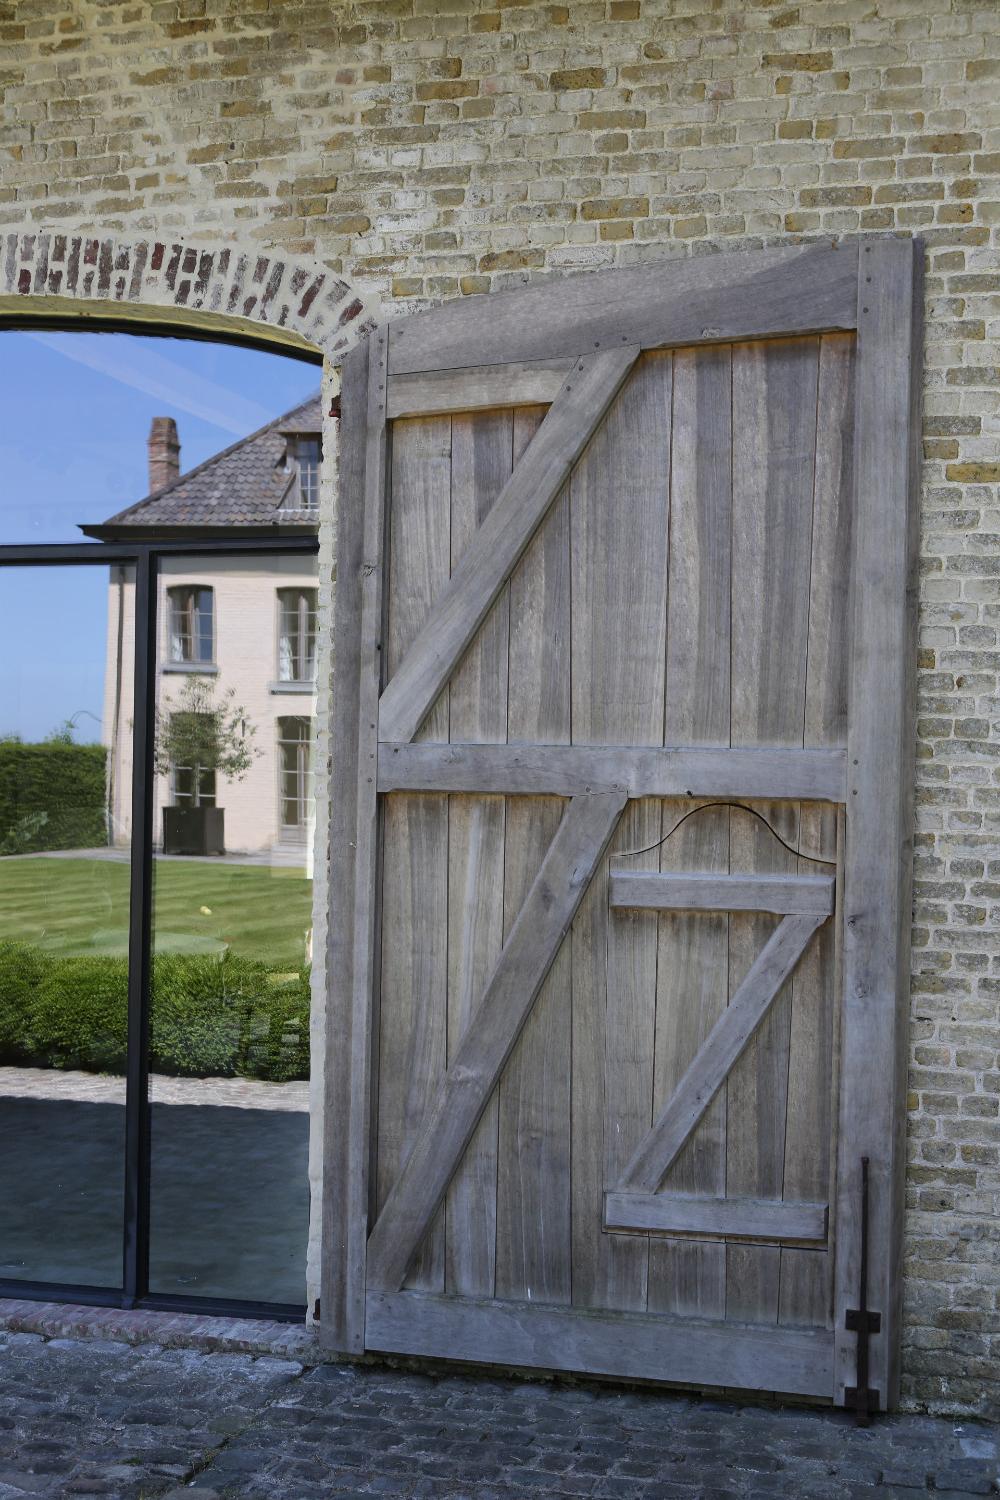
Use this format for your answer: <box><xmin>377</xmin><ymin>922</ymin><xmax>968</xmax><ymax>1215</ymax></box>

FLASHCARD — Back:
<box><xmin>167</xmin><ymin>586</ymin><xmax>214</xmax><ymax>665</ymax></box>
<box><xmin>0</xmin><ymin>565</ymin><xmax>131</xmax><ymax>1289</ymax></box>
<box><xmin>148</xmin><ymin>555</ymin><xmax>314</xmax><ymax>1307</ymax></box>
<box><xmin>277</xmin><ymin>588</ymin><xmax>317</xmax><ymax>683</ymax></box>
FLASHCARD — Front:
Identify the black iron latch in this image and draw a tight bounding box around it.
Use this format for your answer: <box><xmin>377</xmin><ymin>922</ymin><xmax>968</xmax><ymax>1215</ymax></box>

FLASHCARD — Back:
<box><xmin>844</xmin><ymin>1155</ymin><xmax>881</xmax><ymax>1426</ymax></box>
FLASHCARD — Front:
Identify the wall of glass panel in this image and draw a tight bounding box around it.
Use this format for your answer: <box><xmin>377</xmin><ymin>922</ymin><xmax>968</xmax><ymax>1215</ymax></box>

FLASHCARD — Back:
<box><xmin>0</xmin><ymin>545</ymin><xmax>317</xmax><ymax>1314</ymax></box>
<box><xmin>0</xmin><ymin>564</ymin><xmax>131</xmax><ymax>1289</ymax></box>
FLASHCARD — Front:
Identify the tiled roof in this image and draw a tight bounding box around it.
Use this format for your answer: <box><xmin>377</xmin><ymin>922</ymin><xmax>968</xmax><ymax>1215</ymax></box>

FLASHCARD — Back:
<box><xmin>90</xmin><ymin>393</ymin><xmax>322</xmax><ymax>532</ymax></box>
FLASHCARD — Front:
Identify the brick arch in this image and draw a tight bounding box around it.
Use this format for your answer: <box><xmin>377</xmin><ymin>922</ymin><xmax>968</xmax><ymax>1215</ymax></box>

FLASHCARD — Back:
<box><xmin>0</xmin><ymin>229</ymin><xmax>377</xmax><ymax>359</ymax></box>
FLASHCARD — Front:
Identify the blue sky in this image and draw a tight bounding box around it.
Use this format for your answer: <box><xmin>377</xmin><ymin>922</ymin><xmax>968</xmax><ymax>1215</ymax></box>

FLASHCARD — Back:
<box><xmin>0</xmin><ymin>332</ymin><xmax>320</xmax><ymax>740</ymax></box>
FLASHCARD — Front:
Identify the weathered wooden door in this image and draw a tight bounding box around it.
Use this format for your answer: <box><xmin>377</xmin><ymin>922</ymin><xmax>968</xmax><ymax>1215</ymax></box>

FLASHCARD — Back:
<box><xmin>324</xmin><ymin>240</ymin><xmax>921</xmax><ymax>1410</ymax></box>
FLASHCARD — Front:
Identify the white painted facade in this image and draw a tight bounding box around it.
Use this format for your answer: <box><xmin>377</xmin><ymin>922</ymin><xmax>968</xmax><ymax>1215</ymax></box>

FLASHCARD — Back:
<box><xmin>103</xmin><ymin>552</ymin><xmax>318</xmax><ymax>859</ymax></box>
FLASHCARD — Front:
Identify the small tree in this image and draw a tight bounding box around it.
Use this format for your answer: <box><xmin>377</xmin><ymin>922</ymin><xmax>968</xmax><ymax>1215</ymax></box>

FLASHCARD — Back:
<box><xmin>153</xmin><ymin>678</ymin><xmax>260</xmax><ymax>792</ymax></box>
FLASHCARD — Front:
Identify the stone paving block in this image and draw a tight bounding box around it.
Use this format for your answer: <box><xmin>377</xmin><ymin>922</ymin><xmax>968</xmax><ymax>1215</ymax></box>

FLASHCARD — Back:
<box><xmin>880</xmin><ymin>1465</ymin><xmax>932</xmax><ymax>1486</ymax></box>
<box><xmin>934</xmin><ymin>1463</ymin><xmax>998</xmax><ymax>1493</ymax></box>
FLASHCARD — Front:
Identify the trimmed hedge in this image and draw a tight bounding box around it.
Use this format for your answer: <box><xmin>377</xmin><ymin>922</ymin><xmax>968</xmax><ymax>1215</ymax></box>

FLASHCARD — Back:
<box><xmin>0</xmin><ymin>940</ymin><xmax>309</xmax><ymax>1082</ymax></box>
<box><xmin>0</xmin><ymin>740</ymin><xmax>108</xmax><ymax>853</ymax></box>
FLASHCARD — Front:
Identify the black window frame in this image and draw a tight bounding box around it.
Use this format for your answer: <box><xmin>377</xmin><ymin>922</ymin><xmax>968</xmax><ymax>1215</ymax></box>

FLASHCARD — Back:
<box><xmin>0</xmin><ymin>535</ymin><xmax>318</xmax><ymax>1324</ymax></box>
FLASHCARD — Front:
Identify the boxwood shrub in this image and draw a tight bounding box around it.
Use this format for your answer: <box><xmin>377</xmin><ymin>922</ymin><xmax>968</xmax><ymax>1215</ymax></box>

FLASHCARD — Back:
<box><xmin>0</xmin><ymin>940</ymin><xmax>309</xmax><ymax>1081</ymax></box>
<box><xmin>0</xmin><ymin>740</ymin><xmax>108</xmax><ymax>852</ymax></box>
<box><xmin>0</xmin><ymin>940</ymin><xmax>47</xmax><ymax>1056</ymax></box>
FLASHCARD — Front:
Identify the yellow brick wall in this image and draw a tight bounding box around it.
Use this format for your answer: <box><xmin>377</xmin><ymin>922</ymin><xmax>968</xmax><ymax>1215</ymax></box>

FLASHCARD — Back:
<box><xmin>1</xmin><ymin>0</ymin><xmax>998</xmax><ymax>1417</ymax></box>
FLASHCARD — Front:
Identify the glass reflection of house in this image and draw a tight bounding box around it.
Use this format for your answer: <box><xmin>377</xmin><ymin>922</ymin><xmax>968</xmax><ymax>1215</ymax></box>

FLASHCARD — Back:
<box><xmin>80</xmin><ymin>396</ymin><xmax>321</xmax><ymax>859</ymax></box>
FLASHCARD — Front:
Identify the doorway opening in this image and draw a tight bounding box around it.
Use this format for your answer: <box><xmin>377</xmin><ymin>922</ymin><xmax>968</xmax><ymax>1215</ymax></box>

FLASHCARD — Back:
<box><xmin>0</xmin><ymin>324</ymin><xmax>322</xmax><ymax>1318</ymax></box>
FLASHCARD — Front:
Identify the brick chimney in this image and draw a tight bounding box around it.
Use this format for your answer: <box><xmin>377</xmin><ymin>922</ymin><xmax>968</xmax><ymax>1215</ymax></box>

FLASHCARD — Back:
<box><xmin>147</xmin><ymin>416</ymin><xmax>180</xmax><ymax>493</ymax></box>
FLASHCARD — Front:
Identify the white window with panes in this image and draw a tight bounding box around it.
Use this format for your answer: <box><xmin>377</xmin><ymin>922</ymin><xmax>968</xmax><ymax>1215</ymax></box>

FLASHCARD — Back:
<box><xmin>277</xmin><ymin>587</ymin><xmax>317</xmax><ymax>684</ymax></box>
<box><xmin>167</xmin><ymin>585</ymin><xmax>214</xmax><ymax>665</ymax></box>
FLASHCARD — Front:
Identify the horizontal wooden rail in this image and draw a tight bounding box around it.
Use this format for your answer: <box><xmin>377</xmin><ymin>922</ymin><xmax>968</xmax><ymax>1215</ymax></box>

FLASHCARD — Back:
<box><xmin>604</xmin><ymin>1191</ymin><xmax>828</xmax><ymax>1243</ymax></box>
<box><xmin>610</xmin><ymin>871</ymin><xmax>835</xmax><ymax>915</ymax></box>
<box><xmin>378</xmin><ymin>742</ymin><xmax>847</xmax><ymax>803</ymax></box>
<box><xmin>366</xmin><ymin>1291</ymin><xmax>835</xmax><ymax>1398</ymax></box>
<box><xmin>387</xmin><ymin>241</ymin><xmax>860</xmax><ymax>374</ymax></box>
<box><xmin>386</xmin><ymin>358</ymin><xmax>573</xmax><ymax>419</ymax></box>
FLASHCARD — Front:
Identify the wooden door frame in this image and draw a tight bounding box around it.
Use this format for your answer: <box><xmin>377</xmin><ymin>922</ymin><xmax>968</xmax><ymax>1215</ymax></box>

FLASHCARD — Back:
<box><xmin>322</xmin><ymin>237</ymin><xmax>923</xmax><ymax>1410</ymax></box>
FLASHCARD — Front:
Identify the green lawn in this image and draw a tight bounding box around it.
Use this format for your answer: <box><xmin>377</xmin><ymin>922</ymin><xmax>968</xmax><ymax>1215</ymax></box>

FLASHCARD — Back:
<box><xmin>0</xmin><ymin>856</ymin><xmax>313</xmax><ymax>967</ymax></box>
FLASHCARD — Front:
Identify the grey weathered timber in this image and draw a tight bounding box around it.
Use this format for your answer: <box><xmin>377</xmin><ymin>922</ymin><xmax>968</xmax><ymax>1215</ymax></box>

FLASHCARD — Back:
<box><xmin>386</xmin><ymin>358</ymin><xmax>572</xmax><ymax>418</ymax></box>
<box><xmin>365</xmin><ymin>1291</ymin><xmax>835</xmax><ymax>1398</ymax></box>
<box><xmin>377</xmin><ymin>411</ymin><xmax>453</xmax><ymax>1294</ymax></box>
<box><xmin>320</xmin><ymin>334</ymin><xmax>383</xmax><ymax>1353</ymax></box>
<box><xmin>611</xmin><ymin>871</ymin><xmax>835</xmax><ymax>916</ymax></box>
<box><xmin>377</xmin><ymin>347</ymin><xmax>638</xmax><ymax>743</ymax></box>
<box><xmin>726</xmin><ymin>336</ymin><xmax>818</xmax><ymax>1327</ymax></box>
<box><xmin>570</xmin><ymin>350</ymin><xmax>671</xmax><ymax>1313</ymax></box>
<box><xmin>781</xmin><ymin>807</ymin><xmax>841</xmax><ymax>1329</ymax></box>
<box><xmin>497</xmin><ymin>797</ymin><xmax>571</xmax><ymax>1304</ymax></box>
<box><xmin>445</xmin><ymin>409</ymin><xmax>514</xmax><ymax>1298</ymax></box>
<box><xmin>780</xmin><ymin>332</ymin><xmax>855</xmax><ymax>1331</ymax></box>
<box><xmin>604</xmin><ymin>1191</ymin><xmax>829</xmax><ymax>1244</ymax></box>
<box><xmin>648</xmin><ymin>342</ymin><xmax>732</xmax><ymax>1321</ymax></box>
<box><xmin>366</xmin><ymin>792</ymin><xmax>627</xmax><ymax>1295</ymax></box>
<box><xmin>378</xmin><ymin>742</ymin><xmax>847</xmax><ymax>801</ymax></box>
<box><xmin>496</xmin><ymin>404</ymin><xmax>573</xmax><ymax>1307</ymax></box>
<box><xmin>833</xmin><ymin>238</ymin><xmax>922</xmax><ymax>1408</ymax></box>
<box><xmin>388</xmin><ymin>241</ymin><xmax>860</xmax><ymax>374</ymax></box>
<box><xmin>445</xmin><ymin>801</ymin><xmax>504</xmax><ymax>1292</ymax></box>
<box><xmin>329</xmin><ymin>246</ymin><xmax>919</xmax><ymax>1405</ymax></box>
<box><xmin>619</xmin><ymin>913</ymin><xmax>826</xmax><ymax>1196</ymax></box>
<box><xmin>649</xmin><ymin>809</ymin><xmax>730</xmax><ymax>1322</ymax></box>
<box><xmin>804</xmin><ymin>335</ymin><xmax>857</xmax><ymax>751</ymax></box>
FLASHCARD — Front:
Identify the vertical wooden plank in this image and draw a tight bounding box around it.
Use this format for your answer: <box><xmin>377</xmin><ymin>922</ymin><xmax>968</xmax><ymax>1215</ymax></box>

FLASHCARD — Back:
<box><xmin>570</xmin><ymin>352</ymin><xmax>671</xmax><ymax>1313</ymax></box>
<box><xmin>445</xmin><ymin>409</ymin><xmax>512</xmax><ymax>1297</ymax></box>
<box><xmin>835</xmin><ymin>238</ymin><xmax>921</xmax><ymax>1408</ymax></box>
<box><xmin>497</xmin><ymin>794</ymin><xmax>569</xmax><ymax>1302</ymax></box>
<box><xmin>377</xmin><ymin>413</ymin><xmax>451</xmax><ymax>1293</ymax></box>
<box><xmin>321</xmin><ymin>336</ymin><xmax>378</xmax><ymax>1352</ymax></box>
<box><xmin>367</xmin><ymin>790</ymin><xmax>627</xmax><ymax>1294</ymax></box>
<box><xmin>727</xmin><ymin>336</ymin><xmax>818</xmax><ymax>1325</ymax></box>
<box><xmin>804</xmin><ymin>333</ymin><xmax>856</xmax><ymax>756</ymax></box>
<box><xmin>777</xmin><ymin>803</ymin><xmax>837</xmax><ymax>1329</ymax></box>
<box><xmin>496</xmin><ymin>404</ymin><xmax>574</xmax><ymax>1306</ymax></box>
<box><xmin>649</xmin><ymin>342</ymin><xmax>733</xmax><ymax>1320</ymax></box>
<box><xmin>780</xmin><ymin>332</ymin><xmax>856</xmax><ymax>1330</ymax></box>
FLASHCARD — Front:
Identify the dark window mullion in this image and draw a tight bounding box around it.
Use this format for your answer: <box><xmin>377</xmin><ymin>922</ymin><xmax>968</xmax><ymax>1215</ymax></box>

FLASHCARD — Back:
<box><xmin>122</xmin><ymin>549</ymin><xmax>157</xmax><ymax>1307</ymax></box>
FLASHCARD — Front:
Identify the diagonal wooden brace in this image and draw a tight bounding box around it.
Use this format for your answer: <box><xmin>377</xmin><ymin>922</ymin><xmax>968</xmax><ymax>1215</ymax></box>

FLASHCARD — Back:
<box><xmin>377</xmin><ymin>347</ymin><xmax>638</xmax><ymax>744</ymax></box>
<box><xmin>366</xmin><ymin>791</ymin><xmax>627</xmax><ymax>1294</ymax></box>
<box><xmin>616</xmin><ymin>912</ymin><xmax>826</xmax><ymax>1196</ymax></box>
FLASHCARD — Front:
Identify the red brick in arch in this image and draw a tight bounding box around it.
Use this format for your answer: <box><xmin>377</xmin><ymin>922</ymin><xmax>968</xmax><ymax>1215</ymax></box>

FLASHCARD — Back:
<box><xmin>1</xmin><ymin>229</ymin><xmax>376</xmax><ymax>359</ymax></box>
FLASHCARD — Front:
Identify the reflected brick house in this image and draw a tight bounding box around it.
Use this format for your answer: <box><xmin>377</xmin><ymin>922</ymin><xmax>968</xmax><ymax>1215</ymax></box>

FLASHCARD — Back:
<box><xmin>81</xmin><ymin>397</ymin><xmax>321</xmax><ymax>858</ymax></box>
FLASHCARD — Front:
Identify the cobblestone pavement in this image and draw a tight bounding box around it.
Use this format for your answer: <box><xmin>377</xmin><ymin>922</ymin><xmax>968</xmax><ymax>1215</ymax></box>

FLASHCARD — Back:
<box><xmin>0</xmin><ymin>1328</ymin><xmax>997</xmax><ymax>1500</ymax></box>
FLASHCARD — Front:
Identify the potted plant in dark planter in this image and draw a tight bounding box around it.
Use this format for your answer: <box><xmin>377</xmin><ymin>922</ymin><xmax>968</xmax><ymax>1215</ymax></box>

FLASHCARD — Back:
<box><xmin>154</xmin><ymin>679</ymin><xmax>259</xmax><ymax>856</ymax></box>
